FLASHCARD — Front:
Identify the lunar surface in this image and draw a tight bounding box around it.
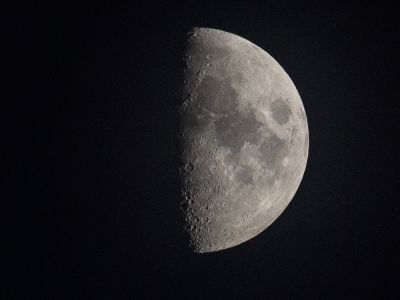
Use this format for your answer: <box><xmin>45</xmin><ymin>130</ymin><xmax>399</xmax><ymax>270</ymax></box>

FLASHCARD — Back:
<box><xmin>179</xmin><ymin>28</ymin><xmax>309</xmax><ymax>253</ymax></box>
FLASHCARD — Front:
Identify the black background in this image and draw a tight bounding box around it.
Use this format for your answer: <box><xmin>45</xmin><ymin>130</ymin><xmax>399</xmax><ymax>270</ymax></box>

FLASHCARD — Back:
<box><xmin>8</xmin><ymin>1</ymin><xmax>399</xmax><ymax>298</ymax></box>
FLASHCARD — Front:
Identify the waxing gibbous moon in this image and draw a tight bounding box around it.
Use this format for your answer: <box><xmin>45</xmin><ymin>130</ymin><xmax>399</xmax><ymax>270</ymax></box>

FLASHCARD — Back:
<box><xmin>179</xmin><ymin>28</ymin><xmax>309</xmax><ymax>253</ymax></box>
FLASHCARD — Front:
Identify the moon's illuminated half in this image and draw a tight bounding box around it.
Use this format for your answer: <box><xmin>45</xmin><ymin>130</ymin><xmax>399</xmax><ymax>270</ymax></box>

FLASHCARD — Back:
<box><xmin>179</xmin><ymin>28</ymin><xmax>309</xmax><ymax>253</ymax></box>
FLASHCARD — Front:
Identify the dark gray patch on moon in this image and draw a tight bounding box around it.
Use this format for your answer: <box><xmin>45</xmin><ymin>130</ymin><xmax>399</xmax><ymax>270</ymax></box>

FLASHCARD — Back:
<box><xmin>197</xmin><ymin>76</ymin><xmax>237</xmax><ymax>113</ymax></box>
<box><xmin>270</xmin><ymin>98</ymin><xmax>291</xmax><ymax>125</ymax></box>
<box><xmin>215</xmin><ymin>110</ymin><xmax>263</xmax><ymax>153</ymax></box>
<box><xmin>259</xmin><ymin>131</ymin><xmax>289</xmax><ymax>169</ymax></box>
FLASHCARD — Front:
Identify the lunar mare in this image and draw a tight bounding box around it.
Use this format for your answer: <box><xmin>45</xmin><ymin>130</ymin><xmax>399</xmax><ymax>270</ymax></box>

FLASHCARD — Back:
<box><xmin>179</xmin><ymin>28</ymin><xmax>309</xmax><ymax>253</ymax></box>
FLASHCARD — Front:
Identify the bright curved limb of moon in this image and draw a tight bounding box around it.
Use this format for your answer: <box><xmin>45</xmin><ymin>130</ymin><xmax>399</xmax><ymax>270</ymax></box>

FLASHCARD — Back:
<box><xmin>179</xmin><ymin>27</ymin><xmax>309</xmax><ymax>253</ymax></box>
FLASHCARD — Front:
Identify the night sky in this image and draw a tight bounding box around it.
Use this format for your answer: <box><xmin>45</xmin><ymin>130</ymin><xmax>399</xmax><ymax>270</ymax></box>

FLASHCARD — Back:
<box><xmin>9</xmin><ymin>1</ymin><xmax>399</xmax><ymax>298</ymax></box>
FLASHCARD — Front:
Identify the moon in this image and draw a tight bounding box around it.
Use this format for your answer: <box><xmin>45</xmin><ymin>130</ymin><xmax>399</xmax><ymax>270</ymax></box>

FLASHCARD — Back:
<box><xmin>179</xmin><ymin>28</ymin><xmax>309</xmax><ymax>253</ymax></box>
